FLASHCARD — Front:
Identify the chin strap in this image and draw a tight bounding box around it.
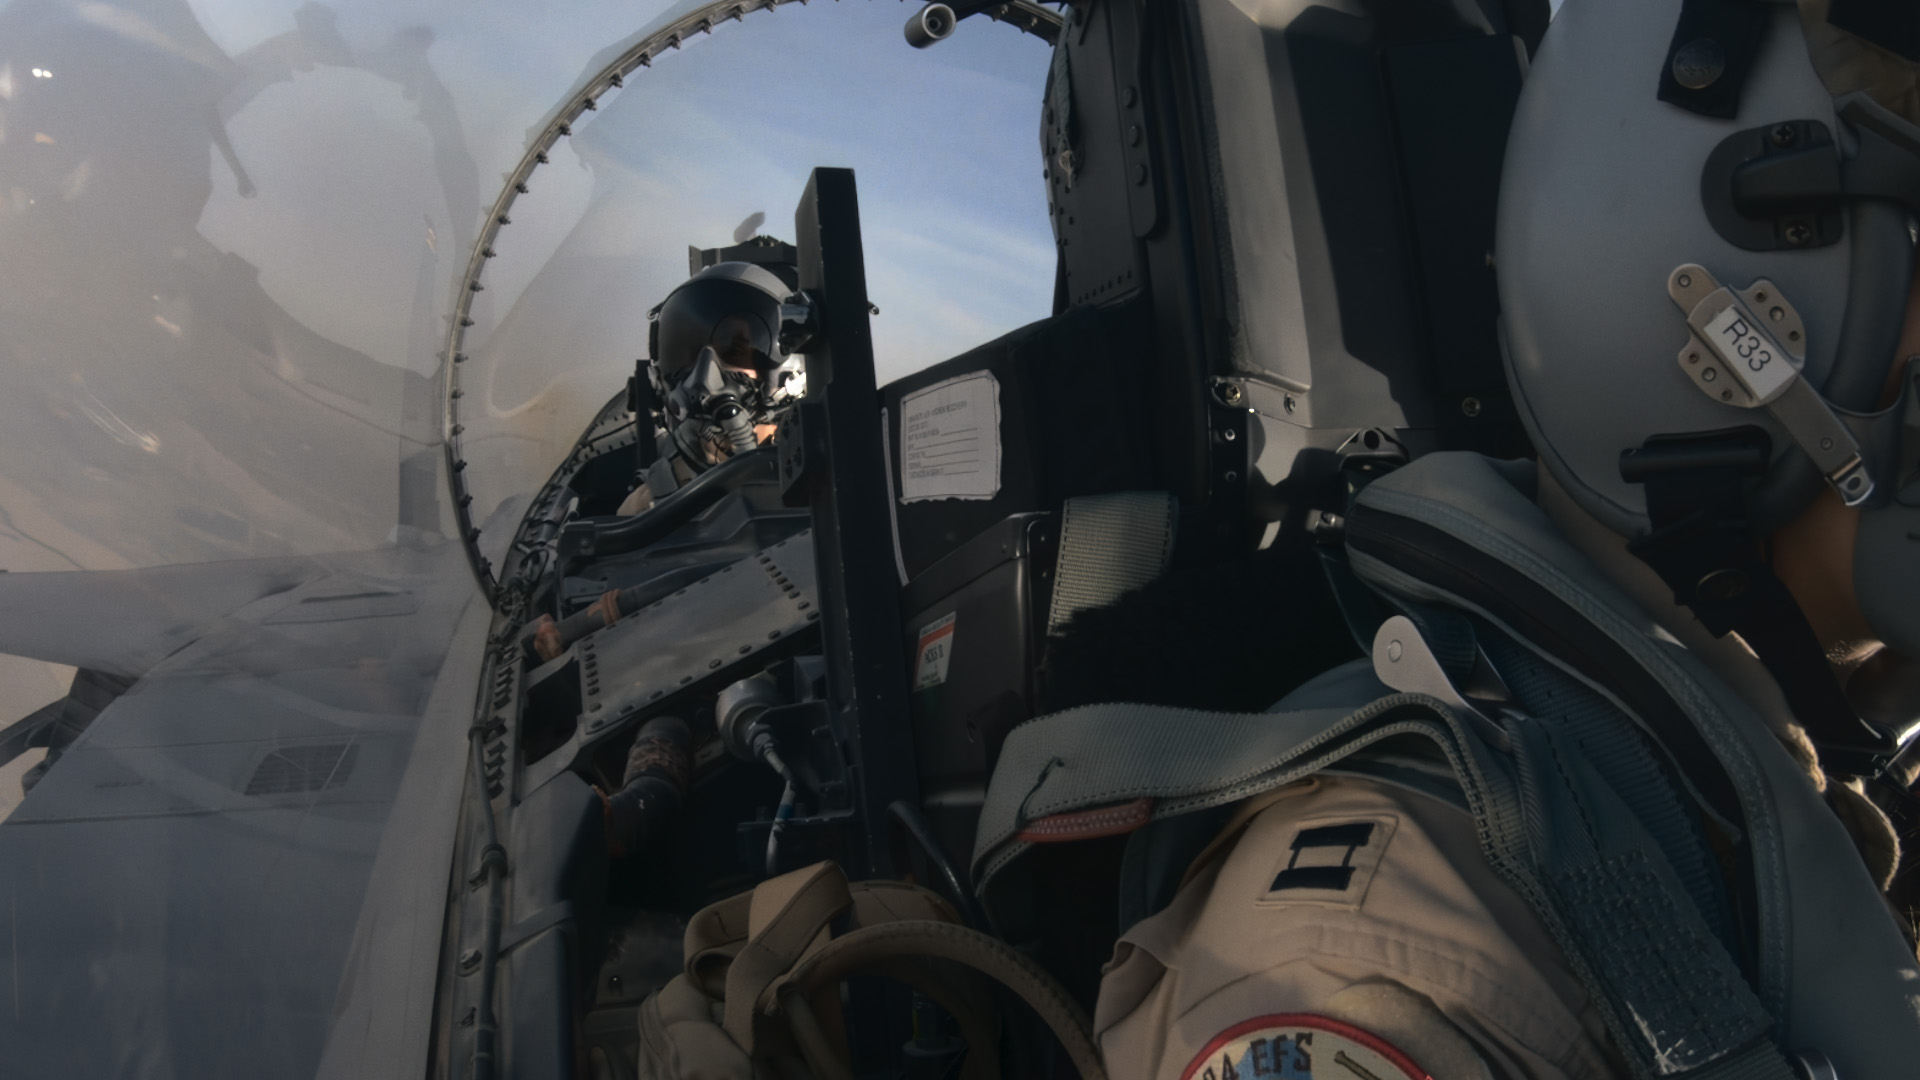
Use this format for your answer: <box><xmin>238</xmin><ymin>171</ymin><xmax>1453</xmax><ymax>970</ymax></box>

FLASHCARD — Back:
<box><xmin>1620</xmin><ymin>428</ymin><xmax>1895</xmax><ymax>776</ymax></box>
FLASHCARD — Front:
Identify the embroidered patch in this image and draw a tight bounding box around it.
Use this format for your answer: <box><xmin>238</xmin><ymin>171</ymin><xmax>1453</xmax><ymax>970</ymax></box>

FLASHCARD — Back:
<box><xmin>1180</xmin><ymin>1014</ymin><xmax>1428</xmax><ymax>1080</ymax></box>
<box><xmin>1257</xmin><ymin>815</ymin><xmax>1397</xmax><ymax>910</ymax></box>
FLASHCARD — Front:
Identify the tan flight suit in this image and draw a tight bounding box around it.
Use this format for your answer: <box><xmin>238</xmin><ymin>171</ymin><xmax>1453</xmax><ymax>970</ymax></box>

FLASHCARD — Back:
<box><xmin>1094</xmin><ymin>775</ymin><xmax>1625</xmax><ymax>1080</ymax></box>
<box><xmin>1091</xmin><ymin>468</ymin><xmax>1903</xmax><ymax>1080</ymax></box>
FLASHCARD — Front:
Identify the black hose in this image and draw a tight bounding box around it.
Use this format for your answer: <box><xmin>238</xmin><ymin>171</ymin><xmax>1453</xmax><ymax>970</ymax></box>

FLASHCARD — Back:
<box><xmin>887</xmin><ymin>800</ymin><xmax>991</xmax><ymax>931</ymax></box>
<box><xmin>1827</xmin><ymin>200</ymin><xmax>1914</xmax><ymax>411</ymax></box>
<box><xmin>559</xmin><ymin>446</ymin><xmax>776</xmax><ymax>560</ymax></box>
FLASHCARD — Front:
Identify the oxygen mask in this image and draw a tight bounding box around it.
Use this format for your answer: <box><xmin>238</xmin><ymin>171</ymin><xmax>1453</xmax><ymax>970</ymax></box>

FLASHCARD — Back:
<box><xmin>666</xmin><ymin>346</ymin><xmax>771</xmax><ymax>465</ymax></box>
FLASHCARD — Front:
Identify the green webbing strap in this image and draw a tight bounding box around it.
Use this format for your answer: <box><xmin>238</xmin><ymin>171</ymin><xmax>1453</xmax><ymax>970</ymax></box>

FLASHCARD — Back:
<box><xmin>971</xmin><ymin>696</ymin><xmax>1796</xmax><ymax>1080</ymax></box>
<box><xmin>1044</xmin><ymin>491</ymin><xmax>1177</xmax><ymax>636</ymax></box>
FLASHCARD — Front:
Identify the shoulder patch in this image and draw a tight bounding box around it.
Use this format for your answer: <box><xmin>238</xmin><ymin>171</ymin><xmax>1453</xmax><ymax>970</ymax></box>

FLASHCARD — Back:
<box><xmin>1180</xmin><ymin>1015</ymin><xmax>1429</xmax><ymax>1080</ymax></box>
<box><xmin>1257</xmin><ymin>815</ymin><xmax>1397</xmax><ymax>909</ymax></box>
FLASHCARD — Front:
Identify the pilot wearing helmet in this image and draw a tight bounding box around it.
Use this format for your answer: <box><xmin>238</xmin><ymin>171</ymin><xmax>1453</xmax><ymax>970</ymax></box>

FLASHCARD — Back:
<box><xmin>983</xmin><ymin>3</ymin><xmax>1920</xmax><ymax>1078</ymax></box>
<box><xmin>616</xmin><ymin>259</ymin><xmax>801</xmax><ymax>515</ymax></box>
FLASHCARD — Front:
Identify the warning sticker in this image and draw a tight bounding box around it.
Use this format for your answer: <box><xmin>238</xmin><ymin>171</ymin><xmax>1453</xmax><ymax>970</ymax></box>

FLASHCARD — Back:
<box><xmin>1180</xmin><ymin>1015</ymin><xmax>1426</xmax><ymax>1080</ymax></box>
<box><xmin>899</xmin><ymin>372</ymin><xmax>1000</xmax><ymax>503</ymax></box>
<box><xmin>914</xmin><ymin>613</ymin><xmax>956</xmax><ymax>690</ymax></box>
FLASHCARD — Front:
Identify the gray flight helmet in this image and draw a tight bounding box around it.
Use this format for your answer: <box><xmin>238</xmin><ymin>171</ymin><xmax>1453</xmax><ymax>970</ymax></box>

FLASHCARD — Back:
<box><xmin>1499</xmin><ymin>0</ymin><xmax>1920</xmax><ymax>651</ymax></box>
<box><xmin>649</xmin><ymin>261</ymin><xmax>790</xmax><ymax>382</ymax></box>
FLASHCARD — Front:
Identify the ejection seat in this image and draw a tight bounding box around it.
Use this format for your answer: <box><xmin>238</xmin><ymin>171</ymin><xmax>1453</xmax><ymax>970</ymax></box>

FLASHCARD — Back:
<box><xmin>877</xmin><ymin>0</ymin><xmax>1547</xmax><ymax>885</ymax></box>
<box><xmin>882</xmin><ymin>294</ymin><xmax>1179</xmax><ymax>874</ymax></box>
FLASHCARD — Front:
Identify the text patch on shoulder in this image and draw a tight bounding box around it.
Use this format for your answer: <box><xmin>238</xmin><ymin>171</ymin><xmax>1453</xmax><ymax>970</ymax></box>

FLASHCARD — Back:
<box><xmin>1179</xmin><ymin>1014</ymin><xmax>1429</xmax><ymax>1080</ymax></box>
<box><xmin>1256</xmin><ymin>815</ymin><xmax>1398</xmax><ymax>910</ymax></box>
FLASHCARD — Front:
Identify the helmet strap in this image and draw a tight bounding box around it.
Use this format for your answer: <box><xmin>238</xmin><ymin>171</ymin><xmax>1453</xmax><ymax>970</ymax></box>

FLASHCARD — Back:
<box><xmin>631</xmin><ymin>359</ymin><xmax>662</xmax><ymax>477</ymax></box>
<box><xmin>1620</xmin><ymin>428</ymin><xmax>1896</xmax><ymax>774</ymax></box>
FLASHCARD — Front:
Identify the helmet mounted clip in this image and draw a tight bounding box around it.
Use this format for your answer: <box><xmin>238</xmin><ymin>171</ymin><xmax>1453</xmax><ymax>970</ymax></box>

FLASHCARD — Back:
<box><xmin>1668</xmin><ymin>263</ymin><xmax>1874</xmax><ymax>505</ymax></box>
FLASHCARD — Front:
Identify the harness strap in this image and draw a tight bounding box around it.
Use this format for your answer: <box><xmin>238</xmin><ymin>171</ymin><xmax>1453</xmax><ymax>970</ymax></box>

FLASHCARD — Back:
<box><xmin>721</xmin><ymin>861</ymin><xmax>853</xmax><ymax>1052</ymax></box>
<box><xmin>1045</xmin><ymin>491</ymin><xmax>1177</xmax><ymax>636</ymax></box>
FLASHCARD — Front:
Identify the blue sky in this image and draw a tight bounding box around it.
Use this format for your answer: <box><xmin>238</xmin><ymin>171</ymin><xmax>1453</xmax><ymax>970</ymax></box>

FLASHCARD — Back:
<box><xmin>187</xmin><ymin>0</ymin><xmax>1056</xmax><ymax>384</ymax></box>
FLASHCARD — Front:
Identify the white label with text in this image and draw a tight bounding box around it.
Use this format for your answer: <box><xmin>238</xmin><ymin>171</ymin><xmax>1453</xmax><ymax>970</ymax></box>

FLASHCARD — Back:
<box><xmin>1704</xmin><ymin>305</ymin><xmax>1795</xmax><ymax>401</ymax></box>
<box><xmin>914</xmin><ymin>613</ymin><xmax>956</xmax><ymax>690</ymax></box>
<box><xmin>899</xmin><ymin>373</ymin><xmax>1000</xmax><ymax>502</ymax></box>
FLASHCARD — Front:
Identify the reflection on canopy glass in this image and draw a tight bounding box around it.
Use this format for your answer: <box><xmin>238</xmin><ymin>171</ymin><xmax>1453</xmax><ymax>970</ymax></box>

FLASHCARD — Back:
<box><xmin>0</xmin><ymin>0</ymin><xmax>1052</xmax><ymax>578</ymax></box>
<box><xmin>0</xmin><ymin>1</ymin><xmax>1052</xmax><ymax>1070</ymax></box>
<box><xmin>457</xmin><ymin>0</ymin><xmax>1054</xmax><ymax>530</ymax></box>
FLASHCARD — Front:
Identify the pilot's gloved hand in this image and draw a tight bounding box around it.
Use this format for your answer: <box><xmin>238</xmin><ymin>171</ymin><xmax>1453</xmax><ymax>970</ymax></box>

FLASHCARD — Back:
<box><xmin>616</xmin><ymin>482</ymin><xmax>655</xmax><ymax>517</ymax></box>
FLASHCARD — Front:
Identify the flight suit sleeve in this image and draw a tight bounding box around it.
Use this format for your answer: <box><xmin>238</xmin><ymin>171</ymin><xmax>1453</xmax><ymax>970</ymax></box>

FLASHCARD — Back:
<box><xmin>1092</xmin><ymin>776</ymin><xmax>1625</xmax><ymax>1080</ymax></box>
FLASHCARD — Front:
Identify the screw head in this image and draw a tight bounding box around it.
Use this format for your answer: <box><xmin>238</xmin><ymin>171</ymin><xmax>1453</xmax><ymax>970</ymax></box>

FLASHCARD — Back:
<box><xmin>1784</xmin><ymin>221</ymin><xmax>1814</xmax><ymax>246</ymax></box>
<box><xmin>459</xmin><ymin>947</ymin><xmax>482</xmax><ymax>972</ymax></box>
<box><xmin>1223</xmin><ymin>428</ymin><xmax>1237</xmax><ymax>442</ymax></box>
<box><xmin>1461</xmin><ymin>397</ymin><xmax>1483</xmax><ymax>418</ymax></box>
<box><xmin>1282</xmin><ymin>394</ymin><xmax>1297</xmax><ymax>414</ymax></box>
<box><xmin>1387</xmin><ymin>640</ymin><xmax>1403</xmax><ymax>662</ymax></box>
<box><xmin>1221</xmin><ymin>384</ymin><xmax>1244</xmax><ymax>405</ymax></box>
<box><xmin>1770</xmin><ymin>123</ymin><xmax>1797</xmax><ymax>148</ymax></box>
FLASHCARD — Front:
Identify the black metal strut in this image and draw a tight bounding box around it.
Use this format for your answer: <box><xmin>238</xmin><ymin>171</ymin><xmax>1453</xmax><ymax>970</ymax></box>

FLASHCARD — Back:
<box><xmin>780</xmin><ymin>168</ymin><xmax>921</xmax><ymax>881</ymax></box>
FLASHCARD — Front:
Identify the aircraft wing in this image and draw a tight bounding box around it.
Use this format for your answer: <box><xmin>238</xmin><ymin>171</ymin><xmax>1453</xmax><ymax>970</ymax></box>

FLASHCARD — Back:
<box><xmin>0</xmin><ymin>538</ymin><xmax>484</xmax><ymax>1080</ymax></box>
<box><xmin>0</xmin><ymin>554</ymin><xmax>327</xmax><ymax>678</ymax></box>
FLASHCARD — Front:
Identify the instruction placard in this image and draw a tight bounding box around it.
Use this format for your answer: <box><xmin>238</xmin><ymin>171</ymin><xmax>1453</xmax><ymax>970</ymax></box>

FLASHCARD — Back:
<box><xmin>899</xmin><ymin>372</ymin><xmax>1000</xmax><ymax>503</ymax></box>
